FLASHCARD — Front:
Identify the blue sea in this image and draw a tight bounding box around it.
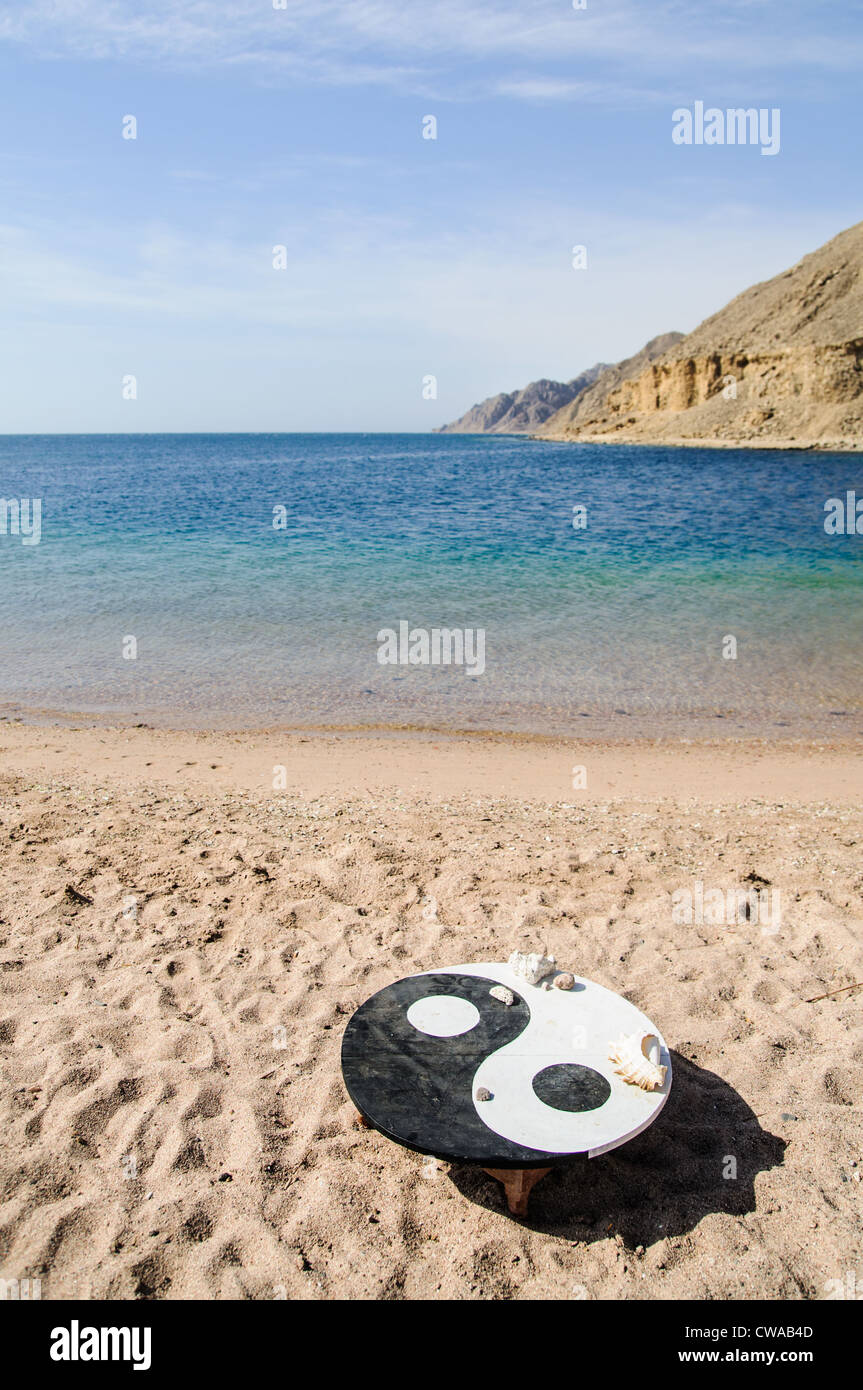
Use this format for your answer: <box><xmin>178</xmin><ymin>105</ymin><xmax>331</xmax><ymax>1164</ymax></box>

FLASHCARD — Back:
<box><xmin>1</xmin><ymin>433</ymin><xmax>861</xmax><ymax>737</ymax></box>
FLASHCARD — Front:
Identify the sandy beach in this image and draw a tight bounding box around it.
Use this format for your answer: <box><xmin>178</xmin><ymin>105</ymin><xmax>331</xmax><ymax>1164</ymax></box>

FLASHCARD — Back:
<box><xmin>0</xmin><ymin>722</ymin><xmax>860</xmax><ymax>1300</ymax></box>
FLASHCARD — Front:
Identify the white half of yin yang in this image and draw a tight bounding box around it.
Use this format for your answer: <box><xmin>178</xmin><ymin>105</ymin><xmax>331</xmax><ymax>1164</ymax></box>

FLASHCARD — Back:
<box><xmin>429</xmin><ymin>962</ymin><xmax>672</xmax><ymax>1158</ymax></box>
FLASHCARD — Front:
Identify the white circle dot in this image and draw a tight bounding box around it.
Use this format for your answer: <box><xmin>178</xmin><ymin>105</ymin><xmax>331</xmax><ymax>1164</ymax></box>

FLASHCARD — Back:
<box><xmin>407</xmin><ymin>995</ymin><xmax>481</xmax><ymax>1038</ymax></box>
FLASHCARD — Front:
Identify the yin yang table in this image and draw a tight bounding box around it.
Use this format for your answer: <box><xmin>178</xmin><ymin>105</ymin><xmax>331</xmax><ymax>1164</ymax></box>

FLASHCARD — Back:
<box><xmin>341</xmin><ymin>961</ymin><xmax>672</xmax><ymax>1216</ymax></box>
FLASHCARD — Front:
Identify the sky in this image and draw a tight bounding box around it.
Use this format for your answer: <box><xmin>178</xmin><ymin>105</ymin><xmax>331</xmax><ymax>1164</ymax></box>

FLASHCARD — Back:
<box><xmin>0</xmin><ymin>0</ymin><xmax>861</xmax><ymax>432</ymax></box>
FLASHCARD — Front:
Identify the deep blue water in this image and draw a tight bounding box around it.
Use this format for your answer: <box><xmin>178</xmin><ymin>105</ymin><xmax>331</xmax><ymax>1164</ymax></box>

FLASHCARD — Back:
<box><xmin>0</xmin><ymin>433</ymin><xmax>861</xmax><ymax>735</ymax></box>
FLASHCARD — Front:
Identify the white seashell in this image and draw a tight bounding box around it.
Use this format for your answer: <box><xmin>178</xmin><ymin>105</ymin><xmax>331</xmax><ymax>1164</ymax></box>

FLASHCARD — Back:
<box><xmin>608</xmin><ymin>1032</ymin><xmax>667</xmax><ymax>1092</ymax></box>
<box><xmin>489</xmin><ymin>985</ymin><xmax>515</xmax><ymax>1006</ymax></box>
<box><xmin>508</xmin><ymin>950</ymin><xmax>555</xmax><ymax>985</ymax></box>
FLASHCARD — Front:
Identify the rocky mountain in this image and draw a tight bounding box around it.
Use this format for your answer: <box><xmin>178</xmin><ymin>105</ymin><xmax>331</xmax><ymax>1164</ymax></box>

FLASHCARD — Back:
<box><xmin>435</xmin><ymin>362</ymin><xmax>608</xmax><ymax>434</ymax></box>
<box><xmin>534</xmin><ymin>333</ymin><xmax>684</xmax><ymax>435</ymax></box>
<box><xmin>538</xmin><ymin>220</ymin><xmax>863</xmax><ymax>449</ymax></box>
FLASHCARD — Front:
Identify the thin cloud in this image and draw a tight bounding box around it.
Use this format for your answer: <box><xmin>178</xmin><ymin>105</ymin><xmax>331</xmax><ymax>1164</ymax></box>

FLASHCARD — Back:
<box><xmin>0</xmin><ymin>0</ymin><xmax>860</xmax><ymax>101</ymax></box>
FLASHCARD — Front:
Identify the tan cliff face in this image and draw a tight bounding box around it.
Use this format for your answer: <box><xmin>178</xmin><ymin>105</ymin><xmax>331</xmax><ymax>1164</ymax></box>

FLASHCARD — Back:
<box><xmin>538</xmin><ymin>333</ymin><xmax>684</xmax><ymax>433</ymax></box>
<box><xmin>539</xmin><ymin>219</ymin><xmax>863</xmax><ymax>450</ymax></box>
<box><xmin>437</xmin><ymin>336</ymin><xmax>682</xmax><ymax>435</ymax></box>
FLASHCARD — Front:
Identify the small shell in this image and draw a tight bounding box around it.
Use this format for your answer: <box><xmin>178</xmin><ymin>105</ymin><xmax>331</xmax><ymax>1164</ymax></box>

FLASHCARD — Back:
<box><xmin>608</xmin><ymin>1032</ymin><xmax>667</xmax><ymax>1092</ymax></box>
<box><xmin>508</xmin><ymin>950</ymin><xmax>555</xmax><ymax>985</ymax></box>
<box><xmin>554</xmin><ymin>972</ymin><xmax>575</xmax><ymax>990</ymax></box>
<box><xmin>475</xmin><ymin>1086</ymin><xmax>493</xmax><ymax>1102</ymax></box>
<box><xmin>489</xmin><ymin>985</ymin><xmax>515</xmax><ymax>1006</ymax></box>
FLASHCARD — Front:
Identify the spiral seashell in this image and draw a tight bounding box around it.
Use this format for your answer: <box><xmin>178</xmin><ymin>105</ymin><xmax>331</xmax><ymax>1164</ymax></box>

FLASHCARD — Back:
<box><xmin>608</xmin><ymin>1032</ymin><xmax>667</xmax><ymax>1092</ymax></box>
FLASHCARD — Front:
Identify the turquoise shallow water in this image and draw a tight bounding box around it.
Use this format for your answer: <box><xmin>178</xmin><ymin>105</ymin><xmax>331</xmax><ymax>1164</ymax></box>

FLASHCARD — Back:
<box><xmin>0</xmin><ymin>433</ymin><xmax>861</xmax><ymax>736</ymax></box>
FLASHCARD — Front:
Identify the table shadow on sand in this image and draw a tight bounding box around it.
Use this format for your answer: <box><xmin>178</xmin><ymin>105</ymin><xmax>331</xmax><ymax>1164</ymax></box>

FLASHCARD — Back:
<box><xmin>448</xmin><ymin>1052</ymin><xmax>786</xmax><ymax>1245</ymax></box>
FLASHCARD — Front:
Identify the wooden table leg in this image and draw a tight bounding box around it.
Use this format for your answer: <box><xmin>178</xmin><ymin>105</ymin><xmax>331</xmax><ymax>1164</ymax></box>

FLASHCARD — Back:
<box><xmin>482</xmin><ymin>1166</ymin><xmax>552</xmax><ymax>1217</ymax></box>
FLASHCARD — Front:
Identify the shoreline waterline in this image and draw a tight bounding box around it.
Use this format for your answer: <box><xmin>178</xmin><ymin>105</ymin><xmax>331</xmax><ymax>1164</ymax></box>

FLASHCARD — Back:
<box><xmin>2</xmin><ymin>700</ymin><xmax>861</xmax><ymax>742</ymax></box>
<box><xmin>2</xmin><ymin>720</ymin><xmax>861</xmax><ymax>807</ymax></box>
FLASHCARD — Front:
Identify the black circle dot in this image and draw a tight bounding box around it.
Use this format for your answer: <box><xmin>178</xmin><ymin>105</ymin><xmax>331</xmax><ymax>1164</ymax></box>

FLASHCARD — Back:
<box><xmin>532</xmin><ymin>1063</ymin><xmax>611</xmax><ymax>1113</ymax></box>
